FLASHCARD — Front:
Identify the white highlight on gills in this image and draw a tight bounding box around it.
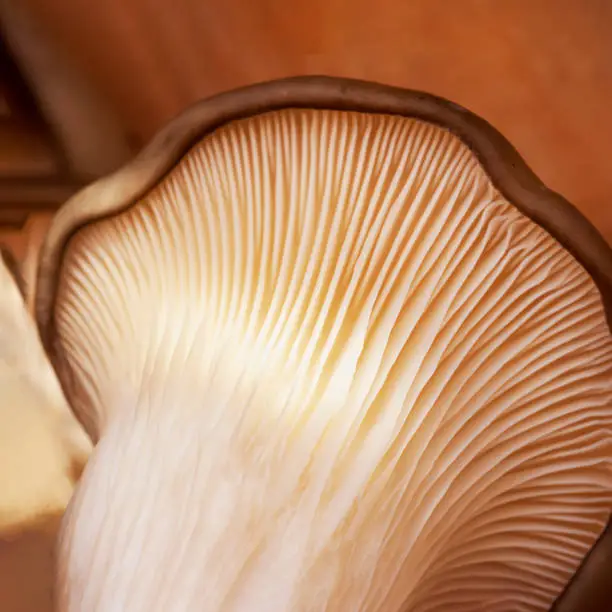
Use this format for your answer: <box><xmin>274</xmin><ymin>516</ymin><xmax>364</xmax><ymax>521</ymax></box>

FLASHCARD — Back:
<box><xmin>54</xmin><ymin>110</ymin><xmax>612</xmax><ymax>611</ymax></box>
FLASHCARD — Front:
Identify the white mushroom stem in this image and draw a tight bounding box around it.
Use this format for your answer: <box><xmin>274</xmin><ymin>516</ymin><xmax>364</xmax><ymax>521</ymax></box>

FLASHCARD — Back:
<box><xmin>53</xmin><ymin>110</ymin><xmax>612</xmax><ymax>611</ymax></box>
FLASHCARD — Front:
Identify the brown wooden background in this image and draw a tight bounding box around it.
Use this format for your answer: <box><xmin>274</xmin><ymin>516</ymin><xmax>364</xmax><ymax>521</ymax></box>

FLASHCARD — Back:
<box><xmin>4</xmin><ymin>0</ymin><xmax>611</xmax><ymax>241</ymax></box>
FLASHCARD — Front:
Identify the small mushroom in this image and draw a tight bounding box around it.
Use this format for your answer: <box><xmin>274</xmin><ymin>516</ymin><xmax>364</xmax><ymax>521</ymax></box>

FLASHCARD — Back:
<box><xmin>36</xmin><ymin>77</ymin><xmax>612</xmax><ymax>612</ymax></box>
<box><xmin>0</xmin><ymin>243</ymin><xmax>90</xmax><ymax>534</ymax></box>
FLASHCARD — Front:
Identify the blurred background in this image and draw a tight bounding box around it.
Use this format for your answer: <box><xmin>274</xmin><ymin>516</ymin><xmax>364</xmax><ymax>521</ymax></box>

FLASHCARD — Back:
<box><xmin>2</xmin><ymin>1</ymin><xmax>612</xmax><ymax>256</ymax></box>
<box><xmin>1</xmin><ymin>1</ymin><xmax>612</xmax><ymax>610</ymax></box>
<box><xmin>2</xmin><ymin>1</ymin><xmax>612</xmax><ymax>248</ymax></box>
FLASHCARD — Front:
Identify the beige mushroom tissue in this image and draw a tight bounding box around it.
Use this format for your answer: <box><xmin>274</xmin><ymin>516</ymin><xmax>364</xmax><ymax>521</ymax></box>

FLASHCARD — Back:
<box><xmin>0</xmin><ymin>249</ymin><xmax>90</xmax><ymax>611</ymax></box>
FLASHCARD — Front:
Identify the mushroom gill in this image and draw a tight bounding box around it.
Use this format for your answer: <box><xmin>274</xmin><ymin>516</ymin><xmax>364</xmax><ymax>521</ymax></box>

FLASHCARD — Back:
<box><xmin>46</xmin><ymin>108</ymin><xmax>612</xmax><ymax>611</ymax></box>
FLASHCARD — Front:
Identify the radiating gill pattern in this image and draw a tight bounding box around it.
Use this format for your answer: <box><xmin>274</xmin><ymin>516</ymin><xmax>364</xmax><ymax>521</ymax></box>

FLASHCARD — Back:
<box><xmin>55</xmin><ymin>110</ymin><xmax>612</xmax><ymax>611</ymax></box>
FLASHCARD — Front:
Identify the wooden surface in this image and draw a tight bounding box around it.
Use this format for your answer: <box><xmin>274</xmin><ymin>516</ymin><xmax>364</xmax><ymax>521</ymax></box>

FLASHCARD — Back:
<box><xmin>13</xmin><ymin>0</ymin><xmax>612</xmax><ymax>242</ymax></box>
<box><xmin>0</xmin><ymin>33</ymin><xmax>81</xmax><ymax>228</ymax></box>
<box><xmin>0</xmin><ymin>39</ymin><xmax>61</xmax><ymax>178</ymax></box>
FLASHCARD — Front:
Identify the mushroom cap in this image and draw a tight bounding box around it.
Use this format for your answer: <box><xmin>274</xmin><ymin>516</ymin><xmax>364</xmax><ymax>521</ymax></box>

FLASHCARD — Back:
<box><xmin>35</xmin><ymin>77</ymin><xmax>612</xmax><ymax>611</ymax></box>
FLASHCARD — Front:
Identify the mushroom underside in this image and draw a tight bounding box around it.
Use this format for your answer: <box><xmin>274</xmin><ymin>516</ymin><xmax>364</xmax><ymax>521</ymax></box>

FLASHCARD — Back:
<box><xmin>48</xmin><ymin>109</ymin><xmax>612</xmax><ymax>611</ymax></box>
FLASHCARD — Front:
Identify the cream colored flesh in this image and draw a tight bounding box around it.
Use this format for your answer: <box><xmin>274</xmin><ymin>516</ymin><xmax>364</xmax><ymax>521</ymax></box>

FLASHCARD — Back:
<box><xmin>53</xmin><ymin>110</ymin><xmax>612</xmax><ymax>611</ymax></box>
<box><xmin>0</xmin><ymin>253</ymin><xmax>90</xmax><ymax>532</ymax></box>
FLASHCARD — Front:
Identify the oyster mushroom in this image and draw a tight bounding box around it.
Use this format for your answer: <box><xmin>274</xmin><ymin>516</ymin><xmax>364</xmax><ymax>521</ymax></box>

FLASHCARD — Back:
<box><xmin>35</xmin><ymin>77</ymin><xmax>612</xmax><ymax>612</ymax></box>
